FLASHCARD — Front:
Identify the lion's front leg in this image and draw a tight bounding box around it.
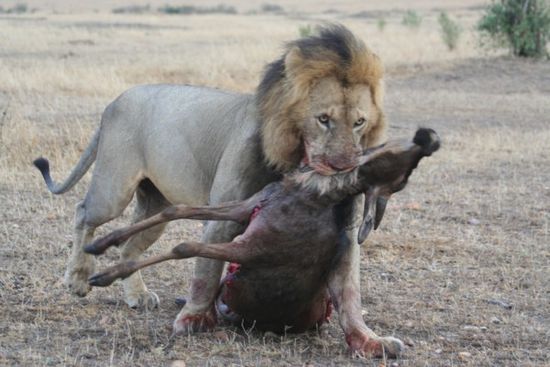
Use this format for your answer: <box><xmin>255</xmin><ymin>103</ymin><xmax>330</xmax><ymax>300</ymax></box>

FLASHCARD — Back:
<box><xmin>328</xmin><ymin>195</ymin><xmax>404</xmax><ymax>358</ymax></box>
<box><xmin>173</xmin><ymin>220</ymin><xmax>244</xmax><ymax>334</ymax></box>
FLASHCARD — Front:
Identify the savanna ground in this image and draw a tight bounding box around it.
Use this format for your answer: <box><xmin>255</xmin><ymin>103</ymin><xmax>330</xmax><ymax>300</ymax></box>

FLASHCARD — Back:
<box><xmin>0</xmin><ymin>0</ymin><xmax>549</xmax><ymax>366</ymax></box>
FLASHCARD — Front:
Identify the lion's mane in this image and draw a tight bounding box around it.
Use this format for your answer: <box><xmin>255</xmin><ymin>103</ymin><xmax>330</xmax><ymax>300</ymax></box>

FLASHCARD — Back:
<box><xmin>256</xmin><ymin>24</ymin><xmax>386</xmax><ymax>172</ymax></box>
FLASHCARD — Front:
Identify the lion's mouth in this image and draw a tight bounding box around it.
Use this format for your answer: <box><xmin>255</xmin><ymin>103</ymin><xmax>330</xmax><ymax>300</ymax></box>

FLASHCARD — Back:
<box><xmin>300</xmin><ymin>156</ymin><xmax>356</xmax><ymax>176</ymax></box>
<box><xmin>302</xmin><ymin>141</ymin><xmax>354</xmax><ymax>176</ymax></box>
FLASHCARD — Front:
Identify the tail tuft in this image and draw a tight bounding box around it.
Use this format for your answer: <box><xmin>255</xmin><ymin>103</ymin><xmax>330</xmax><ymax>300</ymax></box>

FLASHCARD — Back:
<box><xmin>413</xmin><ymin>128</ymin><xmax>440</xmax><ymax>156</ymax></box>
<box><xmin>33</xmin><ymin>157</ymin><xmax>50</xmax><ymax>175</ymax></box>
<box><xmin>33</xmin><ymin>157</ymin><xmax>54</xmax><ymax>189</ymax></box>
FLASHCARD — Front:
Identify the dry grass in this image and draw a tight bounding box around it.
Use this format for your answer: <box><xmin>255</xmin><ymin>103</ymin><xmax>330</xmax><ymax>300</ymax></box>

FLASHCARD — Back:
<box><xmin>1</xmin><ymin>2</ymin><xmax>549</xmax><ymax>366</ymax></box>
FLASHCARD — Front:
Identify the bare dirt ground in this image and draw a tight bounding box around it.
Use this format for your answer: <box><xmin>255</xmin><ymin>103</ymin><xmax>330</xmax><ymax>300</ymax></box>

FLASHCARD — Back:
<box><xmin>1</xmin><ymin>1</ymin><xmax>549</xmax><ymax>366</ymax></box>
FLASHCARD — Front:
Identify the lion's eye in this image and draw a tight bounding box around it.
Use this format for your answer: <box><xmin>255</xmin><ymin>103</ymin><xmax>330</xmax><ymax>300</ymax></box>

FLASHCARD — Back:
<box><xmin>318</xmin><ymin>113</ymin><xmax>330</xmax><ymax>124</ymax></box>
<box><xmin>318</xmin><ymin>114</ymin><xmax>330</xmax><ymax>126</ymax></box>
<box><xmin>354</xmin><ymin>117</ymin><xmax>366</xmax><ymax>128</ymax></box>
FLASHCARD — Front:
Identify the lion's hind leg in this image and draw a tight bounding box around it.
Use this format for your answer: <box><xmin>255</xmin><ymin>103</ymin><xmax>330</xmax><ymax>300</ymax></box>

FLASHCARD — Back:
<box><xmin>120</xmin><ymin>180</ymin><xmax>169</xmax><ymax>309</ymax></box>
<box><xmin>67</xmin><ymin>165</ymin><xmax>141</xmax><ymax>297</ymax></box>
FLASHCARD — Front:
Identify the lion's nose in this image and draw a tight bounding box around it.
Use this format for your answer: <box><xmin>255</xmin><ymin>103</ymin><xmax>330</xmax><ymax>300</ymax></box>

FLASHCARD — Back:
<box><xmin>326</xmin><ymin>156</ymin><xmax>357</xmax><ymax>172</ymax></box>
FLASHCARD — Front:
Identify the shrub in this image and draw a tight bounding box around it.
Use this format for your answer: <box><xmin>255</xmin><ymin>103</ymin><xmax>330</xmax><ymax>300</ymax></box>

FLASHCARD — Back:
<box><xmin>158</xmin><ymin>4</ymin><xmax>237</xmax><ymax>15</ymax></box>
<box><xmin>439</xmin><ymin>12</ymin><xmax>462</xmax><ymax>50</ymax></box>
<box><xmin>112</xmin><ymin>5</ymin><xmax>150</xmax><ymax>14</ymax></box>
<box><xmin>158</xmin><ymin>5</ymin><xmax>195</xmax><ymax>14</ymax></box>
<box><xmin>377</xmin><ymin>17</ymin><xmax>387</xmax><ymax>31</ymax></box>
<box><xmin>402</xmin><ymin>10</ymin><xmax>422</xmax><ymax>28</ymax></box>
<box><xmin>261</xmin><ymin>3</ymin><xmax>284</xmax><ymax>13</ymax></box>
<box><xmin>478</xmin><ymin>0</ymin><xmax>550</xmax><ymax>57</ymax></box>
<box><xmin>299</xmin><ymin>24</ymin><xmax>313</xmax><ymax>38</ymax></box>
<box><xmin>0</xmin><ymin>3</ymin><xmax>28</xmax><ymax>13</ymax></box>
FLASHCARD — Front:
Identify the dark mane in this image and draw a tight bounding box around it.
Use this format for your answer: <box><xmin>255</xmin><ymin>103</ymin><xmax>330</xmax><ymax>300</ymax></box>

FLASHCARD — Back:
<box><xmin>257</xmin><ymin>25</ymin><xmax>359</xmax><ymax>103</ymax></box>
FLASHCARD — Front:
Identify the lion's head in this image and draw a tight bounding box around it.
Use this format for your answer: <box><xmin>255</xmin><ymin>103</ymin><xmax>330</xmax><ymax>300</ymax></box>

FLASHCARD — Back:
<box><xmin>257</xmin><ymin>25</ymin><xmax>386</xmax><ymax>176</ymax></box>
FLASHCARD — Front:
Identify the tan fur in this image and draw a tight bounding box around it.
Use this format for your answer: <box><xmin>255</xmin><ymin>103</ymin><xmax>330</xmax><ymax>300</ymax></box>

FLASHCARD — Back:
<box><xmin>258</xmin><ymin>26</ymin><xmax>386</xmax><ymax>172</ymax></box>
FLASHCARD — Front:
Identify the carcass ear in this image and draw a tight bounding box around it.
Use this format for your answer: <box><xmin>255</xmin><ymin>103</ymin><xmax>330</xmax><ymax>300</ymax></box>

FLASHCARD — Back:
<box><xmin>358</xmin><ymin>190</ymin><xmax>376</xmax><ymax>244</ymax></box>
<box><xmin>358</xmin><ymin>193</ymin><xmax>389</xmax><ymax>244</ymax></box>
<box><xmin>374</xmin><ymin>196</ymin><xmax>388</xmax><ymax>230</ymax></box>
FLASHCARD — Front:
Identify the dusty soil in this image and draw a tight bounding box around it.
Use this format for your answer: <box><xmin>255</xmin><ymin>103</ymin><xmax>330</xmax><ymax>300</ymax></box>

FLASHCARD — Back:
<box><xmin>0</xmin><ymin>2</ymin><xmax>549</xmax><ymax>366</ymax></box>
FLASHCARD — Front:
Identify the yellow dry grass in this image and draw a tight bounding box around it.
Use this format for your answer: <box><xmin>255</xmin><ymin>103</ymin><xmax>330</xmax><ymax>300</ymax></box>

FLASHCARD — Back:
<box><xmin>1</xmin><ymin>1</ymin><xmax>549</xmax><ymax>366</ymax></box>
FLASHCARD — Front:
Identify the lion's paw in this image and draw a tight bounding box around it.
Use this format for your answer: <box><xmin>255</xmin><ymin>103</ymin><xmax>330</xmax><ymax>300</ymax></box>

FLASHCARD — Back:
<box><xmin>378</xmin><ymin>336</ymin><xmax>405</xmax><ymax>357</ymax></box>
<box><xmin>121</xmin><ymin>273</ymin><xmax>160</xmax><ymax>309</ymax></box>
<box><xmin>173</xmin><ymin>309</ymin><xmax>217</xmax><ymax>334</ymax></box>
<box><xmin>346</xmin><ymin>331</ymin><xmax>404</xmax><ymax>358</ymax></box>
<box><xmin>65</xmin><ymin>265</ymin><xmax>93</xmax><ymax>297</ymax></box>
<box><xmin>125</xmin><ymin>289</ymin><xmax>160</xmax><ymax>309</ymax></box>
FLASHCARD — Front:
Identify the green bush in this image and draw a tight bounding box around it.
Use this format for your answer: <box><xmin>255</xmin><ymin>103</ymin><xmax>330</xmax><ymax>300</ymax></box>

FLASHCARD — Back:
<box><xmin>299</xmin><ymin>24</ymin><xmax>313</xmax><ymax>38</ymax></box>
<box><xmin>112</xmin><ymin>5</ymin><xmax>150</xmax><ymax>14</ymax></box>
<box><xmin>402</xmin><ymin>10</ymin><xmax>422</xmax><ymax>28</ymax></box>
<box><xmin>158</xmin><ymin>4</ymin><xmax>237</xmax><ymax>15</ymax></box>
<box><xmin>478</xmin><ymin>0</ymin><xmax>550</xmax><ymax>57</ymax></box>
<box><xmin>0</xmin><ymin>3</ymin><xmax>28</xmax><ymax>13</ymax></box>
<box><xmin>439</xmin><ymin>12</ymin><xmax>462</xmax><ymax>50</ymax></box>
<box><xmin>261</xmin><ymin>3</ymin><xmax>284</xmax><ymax>13</ymax></box>
<box><xmin>377</xmin><ymin>17</ymin><xmax>387</xmax><ymax>31</ymax></box>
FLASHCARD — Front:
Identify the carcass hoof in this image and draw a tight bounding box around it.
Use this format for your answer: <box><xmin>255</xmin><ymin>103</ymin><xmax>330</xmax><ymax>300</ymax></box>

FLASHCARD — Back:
<box><xmin>346</xmin><ymin>331</ymin><xmax>404</xmax><ymax>358</ymax></box>
<box><xmin>173</xmin><ymin>309</ymin><xmax>217</xmax><ymax>334</ymax></box>
<box><xmin>88</xmin><ymin>271</ymin><xmax>116</xmax><ymax>287</ymax></box>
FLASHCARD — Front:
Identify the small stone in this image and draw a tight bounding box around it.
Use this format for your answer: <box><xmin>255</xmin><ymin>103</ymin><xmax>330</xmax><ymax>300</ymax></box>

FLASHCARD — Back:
<box><xmin>390</xmin><ymin>362</ymin><xmax>400</xmax><ymax>367</ymax></box>
<box><xmin>458</xmin><ymin>351</ymin><xmax>472</xmax><ymax>360</ymax></box>
<box><xmin>171</xmin><ymin>361</ymin><xmax>186</xmax><ymax>367</ymax></box>
<box><xmin>213</xmin><ymin>330</ymin><xmax>230</xmax><ymax>342</ymax></box>
<box><xmin>491</xmin><ymin>317</ymin><xmax>502</xmax><ymax>324</ymax></box>
<box><xmin>152</xmin><ymin>347</ymin><xmax>164</xmax><ymax>357</ymax></box>
<box><xmin>463</xmin><ymin>325</ymin><xmax>480</xmax><ymax>331</ymax></box>
<box><xmin>405</xmin><ymin>202</ymin><xmax>422</xmax><ymax>210</ymax></box>
<box><xmin>468</xmin><ymin>218</ymin><xmax>480</xmax><ymax>225</ymax></box>
<box><xmin>487</xmin><ymin>299</ymin><xmax>513</xmax><ymax>309</ymax></box>
<box><xmin>519</xmin><ymin>280</ymin><xmax>532</xmax><ymax>289</ymax></box>
<box><xmin>435</xmin><ymin>348</ymin><xmax>442</xmax><ymax>354</ymax></box>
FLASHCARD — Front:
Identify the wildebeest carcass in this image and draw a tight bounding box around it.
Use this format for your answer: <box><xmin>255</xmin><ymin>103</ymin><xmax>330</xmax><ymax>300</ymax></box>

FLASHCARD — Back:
<box><xmin>85</xmin><ymin>128</ymin><xmax>440</xmax><ymax>357</ymax></box>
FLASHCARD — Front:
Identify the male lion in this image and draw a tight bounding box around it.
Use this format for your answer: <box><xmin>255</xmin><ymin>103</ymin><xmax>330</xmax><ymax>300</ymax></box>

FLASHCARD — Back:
<box><xmin>35</xmin><ymin>25</ymin><xmax>397</xmax><ymax>356</ymax></box>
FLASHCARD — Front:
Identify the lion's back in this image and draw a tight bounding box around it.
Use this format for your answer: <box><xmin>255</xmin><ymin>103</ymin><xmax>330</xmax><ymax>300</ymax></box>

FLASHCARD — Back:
<box><xmin>96</xmin><ymin>84</ymin><xmax>261</xmax><ymax>204</ymax></box>
<box><xmin>104</xmin><ymin>84</ymin><xmax>252</xmax><ymax>127</ymax></box>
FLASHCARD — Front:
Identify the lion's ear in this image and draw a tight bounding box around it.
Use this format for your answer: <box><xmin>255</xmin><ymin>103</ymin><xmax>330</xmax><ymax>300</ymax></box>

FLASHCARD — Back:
<box><xmin>284</xmin><ymin>46</ymin><xmax>304</xmax><ymax>74</ymax></box>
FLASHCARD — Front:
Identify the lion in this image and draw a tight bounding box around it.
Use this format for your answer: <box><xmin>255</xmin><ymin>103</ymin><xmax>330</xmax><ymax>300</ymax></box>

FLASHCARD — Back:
<box><xmin>34</xmin><ymin>25</ymin><xmax>401</xmax><ymax>357</ymax></box>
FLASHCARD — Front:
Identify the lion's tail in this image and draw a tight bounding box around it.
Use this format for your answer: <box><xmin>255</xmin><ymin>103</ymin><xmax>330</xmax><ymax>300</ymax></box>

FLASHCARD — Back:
<box><xmin>33</xmin><ymin>128</ymin><xmax>100</xmax><ymax>194</ymax></box>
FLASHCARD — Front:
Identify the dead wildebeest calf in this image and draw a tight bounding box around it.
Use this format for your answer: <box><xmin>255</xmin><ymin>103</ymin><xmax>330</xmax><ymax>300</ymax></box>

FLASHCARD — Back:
<box><xmin>85</xmin><ymin>128</ymin><xmax>440</xmax><ymax>358</ymax></box>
